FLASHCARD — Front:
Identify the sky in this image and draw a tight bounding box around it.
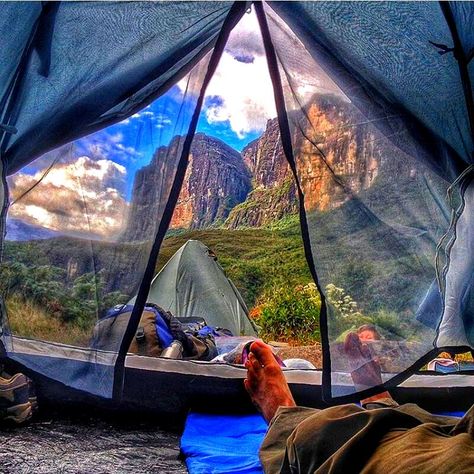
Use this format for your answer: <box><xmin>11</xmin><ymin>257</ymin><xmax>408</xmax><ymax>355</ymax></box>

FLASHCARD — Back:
<box><xmin>7</xmin><ymin>7</ymin><xmax>342</xmax><ymax>239</ymax></box>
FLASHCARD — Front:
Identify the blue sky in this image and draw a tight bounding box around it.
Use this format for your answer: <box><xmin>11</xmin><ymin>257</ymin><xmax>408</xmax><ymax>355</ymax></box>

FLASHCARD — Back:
<box><xmin>69</xmin><ymin>8</ymin><xmax>274</xmax><ymax>200</ymax></box>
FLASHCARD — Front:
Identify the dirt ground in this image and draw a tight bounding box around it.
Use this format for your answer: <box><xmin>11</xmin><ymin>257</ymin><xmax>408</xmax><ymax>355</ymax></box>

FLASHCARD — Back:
<box><xmin>0</xmin><ymin>414</ymin><xmax>186</xmax><ymax>474</ymax></box>
<box><xmin>273</xmin><ymin>342</ymin><xmax>323</xmax><ymax>368</ymax></box>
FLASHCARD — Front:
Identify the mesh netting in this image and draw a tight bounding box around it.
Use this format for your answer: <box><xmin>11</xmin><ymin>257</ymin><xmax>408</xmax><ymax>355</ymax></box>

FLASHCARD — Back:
<box><xmin>1</xmin><ymin>60</ymin><xmax>211</xmax><ymax>397</ymax></box>
<box><xmin>0</xmin><ymin>1</ymin><xmax>246</xmax><ymax>399</ymax></box>
<box><xmin>263</xmin><ymin>2</ymin><xmax>472</xmax><ymax>398</ymax></box>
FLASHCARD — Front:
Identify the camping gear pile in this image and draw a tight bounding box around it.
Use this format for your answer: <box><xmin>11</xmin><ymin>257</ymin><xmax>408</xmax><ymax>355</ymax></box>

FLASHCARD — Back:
<box><xmin>0</xmin><ymin>1</ymin><xmax>472</xmax><ymax>415</ymax></box>
<box><xmin>92</xmin><ymin>302</ymin><xmax>219</xmax><ymax>361</ymax></box>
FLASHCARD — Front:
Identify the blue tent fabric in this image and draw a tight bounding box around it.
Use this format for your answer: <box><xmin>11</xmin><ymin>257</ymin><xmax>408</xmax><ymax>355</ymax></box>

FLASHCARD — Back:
<box><xmin>436</xmin><ymin>411</ymin><xmax>465</xmax><ymax>418</ymax></box>
<box><xmin>0</xmin><ymin>1</ymin><xmax>242</xmax><ymax>173</ymax></box>
<box><xmin>181</xmin><ymin>412</ymin><xmax>267</xmax><ymax>474</ymax></box>
<box><xmin>268</xmin><ymin>1</ymin><xmax>473</xmax><ymax>177</ymax></box>
<box><xmin>0</xmin><ymin>2</ymin><xmax>41</xmax><ymax>117</ymax></box>
<box><xmin>449</xmin><ymin>1</ymin><xmax>474</xmax><ymax>55</ymax></box>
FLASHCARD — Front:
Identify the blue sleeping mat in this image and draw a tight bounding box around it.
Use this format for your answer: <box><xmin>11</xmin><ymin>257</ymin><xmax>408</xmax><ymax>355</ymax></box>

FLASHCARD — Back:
<box><xmin>180</xmin><ymin>412</ymin><xmax>267</xmax><ymax>474</ymax></box>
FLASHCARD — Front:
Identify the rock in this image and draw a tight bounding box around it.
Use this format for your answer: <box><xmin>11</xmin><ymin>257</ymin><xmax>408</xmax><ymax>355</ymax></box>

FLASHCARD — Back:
<box><xmin>121</xmin><ymin>136</ymin><xmax>183</xmax><ymax>242</ymax></box>
<box><xmin>171</xmin><ymin>133</ymin><xmax>251</xmax><ymax>229</ymax></box>
<box><xmin>122</xmin><ymin>134</ymin><xmax>251</xmax><ymax>241</ymax></box>
<box><xmin>294</xmin><ymin>93</ymin><xmax>380</xmax><ymax>211</ymax></box>
<box><xmin>226</xmin><ymin>119</ymin><xmax>298</xmax><ymax>228</ymax></box>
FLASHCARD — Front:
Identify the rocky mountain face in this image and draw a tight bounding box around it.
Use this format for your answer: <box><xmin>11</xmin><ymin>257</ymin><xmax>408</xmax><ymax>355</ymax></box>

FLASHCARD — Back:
<box><xmin>170</xmin><ymin>133</ymin><xmax>251</xmax><ymax>229</ymax></box>
<box><xmin>123</xmin><ymin>93</ymin><xmax>415</xmax><ymax>237</ymax></box>
<box><xmin>122</xmin><ymin>133</ymin><xmax>251</xmax><ymax>241</ymax></box>
<box><xmin>121</xmin><ymin>136</ymin><xmax>184</xmax><ymax>242</ymax></box>
<box><xmin>294</xmin><ymin>93</ymin><xmax>381</xmax><ymax>212</ymax></box>
<box><xmin>226</xmin><ymin>119</ymin><xmax>298</xmax><ymax>228</ymax></box>
<box><xmin>227</xmin><ymin>93</ymin><xmax>389</xmax><ymax>228</ymax></box>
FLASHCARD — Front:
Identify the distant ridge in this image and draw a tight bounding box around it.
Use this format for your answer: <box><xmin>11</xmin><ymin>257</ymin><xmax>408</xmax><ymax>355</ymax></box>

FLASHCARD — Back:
<box><xmin>6</xmin><ymin>218</ymin><xmax>63</xmax><ymax>241</ymax></box>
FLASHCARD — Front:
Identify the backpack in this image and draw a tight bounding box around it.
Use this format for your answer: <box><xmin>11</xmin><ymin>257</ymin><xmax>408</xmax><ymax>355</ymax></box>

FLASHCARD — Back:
<box><xmin>91</xmin><ymin>303</ymin><xmax>217</xmax><ymax>361</ymax></box>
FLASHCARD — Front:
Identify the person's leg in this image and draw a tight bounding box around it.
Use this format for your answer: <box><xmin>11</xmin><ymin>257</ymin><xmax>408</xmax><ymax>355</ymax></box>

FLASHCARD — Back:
<box><xmin>344</xmin><ymin>332</ymin><xmax>395</xmax><ymax>406</ymax></box>
<box><xmin>244</xmin><ymin>340</ymin><xmax>296</xmax><ymax>423</ymax></box>
<box><xmin>245</xmin><ymin>340</ymin><xmax>322</xmax><ymax>472</ymax></box>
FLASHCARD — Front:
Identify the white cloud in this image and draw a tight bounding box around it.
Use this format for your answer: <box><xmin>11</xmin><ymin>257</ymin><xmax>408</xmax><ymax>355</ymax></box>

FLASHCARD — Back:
<box><xmin>202</xmin><ymin>51</ymin><xmax>276</xmax><ymax>138</ymax></box>
<box><xmin>175</xmin><ymin>8</ymin><xmax>275</xmax><ymax>137</ymax></box>
<box><xmin>109</xmin><ymin>132</ymin><xmax>124</xmax><ymax>143</ymax></box>
<box><xmin>175</xmin><ymin>6</ymin><xmax>345</xmax><ymax>139</ymax></box>
<box><xmin>9</xmin><ymin>156</ymin><xmax>128</xmax><ymax>239</ymax></box>
<box><xmin>77</xmin><ymin>130</ymin><xmax>142</xmax><ymax>165</ymax></box>
<box><xmin>155</xmin><ymin>113</ymin><xmax>173</xmax><ymax>129</ymax></box>
<box><xmin>127</xmin><ymin>109</ymin><xmax>155</xmax><ymax>121</ymax></box>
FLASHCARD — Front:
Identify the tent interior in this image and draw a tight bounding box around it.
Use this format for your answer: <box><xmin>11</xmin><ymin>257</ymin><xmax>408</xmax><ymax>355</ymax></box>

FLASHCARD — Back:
<box><xmin>0</xmin><ymin>0</ymin><xmax>473</xmax><ymax>417</ymax></box>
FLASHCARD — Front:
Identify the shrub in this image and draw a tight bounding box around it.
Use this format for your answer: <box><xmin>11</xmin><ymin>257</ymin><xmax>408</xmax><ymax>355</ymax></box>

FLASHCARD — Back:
<box><xmin>325</xmin><ymin>283</ymin><xmax>414</xmax><ymax>341</ymax></box>
<box><xmin>256</xmin><ymin>282</ymin><xmax>321</xmax><ymax>344</ymax></box>
<box><xmin>0</xmin><ymin>262</ymin><xmax>128</xmax><ymax>328</ymax></box>
<box><xmin>325</xmin><ymin>283</ymin><xmax>371</xmax><ymax>339</ymax></box>
<box><xmin>6</xmin><ymin>294</ymin><xmax>94</xmax><ymax>346</ymax></box>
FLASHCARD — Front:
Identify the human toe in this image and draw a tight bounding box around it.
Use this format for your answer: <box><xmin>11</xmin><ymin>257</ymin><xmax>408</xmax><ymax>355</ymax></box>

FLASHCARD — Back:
<box><xmin>250</xmin><ymin>341</ymin><xmax>279</xmax><ymax>368</ymax></box>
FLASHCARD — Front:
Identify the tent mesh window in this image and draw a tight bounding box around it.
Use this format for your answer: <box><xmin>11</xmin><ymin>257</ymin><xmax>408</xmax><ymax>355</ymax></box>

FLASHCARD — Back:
<box><xmin>2</xmin><ymin>61</ymin><xmax>212</xmax><ymax>397</ymax></box>
<box><xmin>0</xmin><ymin>0</ymin><xmax>245</xmax><ymax>399</ymax></box>
<box><xmin>264</xmin><ymin>1</ymin><xmax>473</xmax><ymax>399</ymax></box>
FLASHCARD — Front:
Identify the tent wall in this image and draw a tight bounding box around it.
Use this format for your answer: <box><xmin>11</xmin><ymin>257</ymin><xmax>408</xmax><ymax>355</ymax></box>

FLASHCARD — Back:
<box><xmin>261</xmin><ymin>1</ymin><xmax>473</xmax><ymax>401</ymax></box>
<box><xmin>268</xmin><ymin>1</ymin><xmax>473</xmax><ymax>179</ymax></box>
<box><xmin>437</xmin><ymin>179</ymin><xmax>474</xmax><ymax>347</ymax></box>
<box><xmin>7</xmin><ymin>336</ymin><xmax>474</xmax><ymax>415</ymax></box>
<box><xmin>0</xmin><ymin>1</ymin><xmax>248</xmax><ymax>399</ymax></box>
<box><xmin>0</xmin><ymin>1</ymin><xmax>243</xmax><ymax>174</ymax></box>
<box><xmin>0</xmin><ymin>1</ymin><xmax>472</xmax><ymax>405</ymax></box>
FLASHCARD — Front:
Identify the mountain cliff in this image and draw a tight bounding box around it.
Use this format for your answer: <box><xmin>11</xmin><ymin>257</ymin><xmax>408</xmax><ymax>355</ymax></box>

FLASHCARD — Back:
<box><xmin>226</xmin><ymin>118</ymin><xmax>298</xmax><ymax>228</ymax></box>
<box><xmin>121</xmin><ymin>136</ymin><xmax>183</xmax><ymax>242</ymax></box>
<box><xmin>227</xmin><ymin>94</ymin><xmax>382</xmax><ymax>228</ymax></box>
<box><xmin>123</xmin><ymin>93</ymin><xmax>416</xmax><ymax>237</ymax></box>
<box><xmin>170</xmin><ymin>133</ymin><xmax>251</xmax><ymax>229</ymax></box>
<box><xmin>122</xmin><ymin>133</ymin><xmax>251</xmax><ymax>241</ymax></box>
<box><xmin>294</xmin><ymin>94</ymin><xmax>381</xmax><ymax>212</ymax></box>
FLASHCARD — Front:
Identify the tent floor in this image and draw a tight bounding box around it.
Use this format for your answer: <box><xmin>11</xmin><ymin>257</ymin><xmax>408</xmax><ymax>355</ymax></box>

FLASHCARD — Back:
<box><xmin>0</xmin><ymin>410</ymin><xmax>186</xmax><ymax>473</ymax></box>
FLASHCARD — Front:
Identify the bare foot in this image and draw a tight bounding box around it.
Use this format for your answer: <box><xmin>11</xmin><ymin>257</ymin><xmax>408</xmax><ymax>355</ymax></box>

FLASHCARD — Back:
<box><xmin>244</xmin><ymin>340</ymin><xmax>296</xmax><ymax>423</ymax></box>
<box><xmin>344</xmin><ymin>332</ymin><xmax>393</xmax><ymax>404</ymax></box>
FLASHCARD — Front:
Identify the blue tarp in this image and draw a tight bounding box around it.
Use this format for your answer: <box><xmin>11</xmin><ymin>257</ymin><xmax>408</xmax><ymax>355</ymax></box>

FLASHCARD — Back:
<box><xmin>181</xmin><ymin>413</ymin><xmax>267</xmax><ymax>474</ymax></box>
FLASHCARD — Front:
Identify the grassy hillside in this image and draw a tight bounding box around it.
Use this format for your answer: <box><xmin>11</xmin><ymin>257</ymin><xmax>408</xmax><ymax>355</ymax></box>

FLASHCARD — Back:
<box><xmin>1</xmin><ymin>219</ymin><xmax>314</xmax><ymax>345</ymax></box>
<box><xmin>158</xmin><ymin>218</ymin><xmax>312</xmax><ymax>307</ymax></box>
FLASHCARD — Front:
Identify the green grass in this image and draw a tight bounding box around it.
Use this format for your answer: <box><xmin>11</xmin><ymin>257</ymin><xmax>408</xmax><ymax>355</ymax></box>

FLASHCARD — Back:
<box><xmin>158</xmin><ymin>222</ymin><xmax>311</xmax><ymax>307</ymax></box>
<box><xmin>6</xmin><ymin>294</ymin><xmax>93</xmax><ymax>346</ymax></box>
